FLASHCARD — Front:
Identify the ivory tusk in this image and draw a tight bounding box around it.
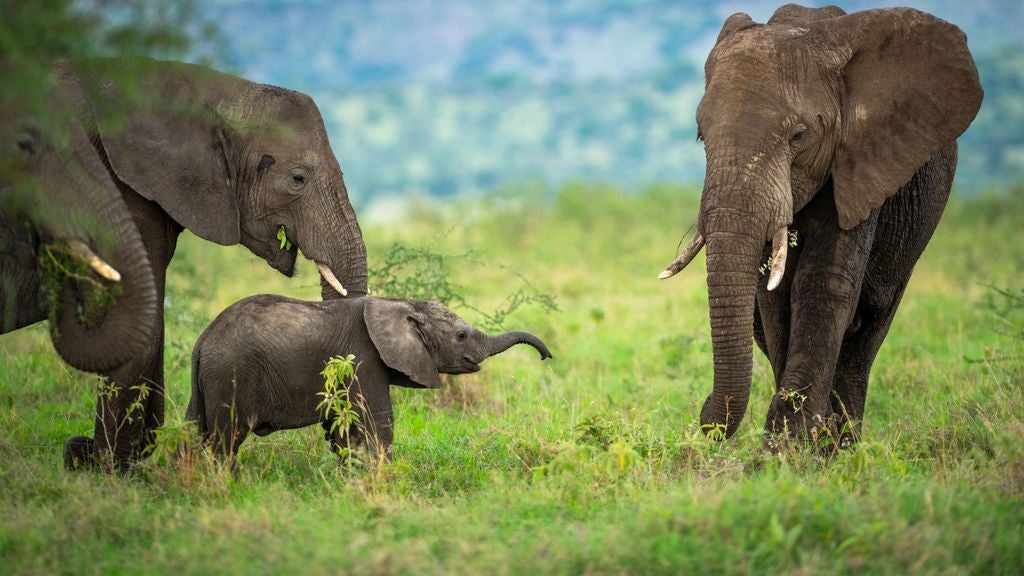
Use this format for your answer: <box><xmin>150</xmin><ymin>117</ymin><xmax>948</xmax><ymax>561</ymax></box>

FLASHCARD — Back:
<box><xmin>766</xmin><ymin>226</ymin><xmax>789</xmax><ymax>291</ymax></box>
<box><xmin>66</xmin><ymin>240</ymin><xmax>121</xmax><ymax>282</ymax></box>
<box><xmin>659</xmin><ymin>230</ymin><xmax>705</xmax><ymax>280</ymax></box>
<box><xmin>316</xmin><ymin>262</ymin><xmax>348</xmax><ymax>297</ymax></box>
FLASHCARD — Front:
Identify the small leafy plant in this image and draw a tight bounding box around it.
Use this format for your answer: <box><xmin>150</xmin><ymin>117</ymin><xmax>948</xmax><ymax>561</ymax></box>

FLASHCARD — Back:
<box><xmin>318</xmin><ymin>354</ymin><xmax>362</xmax><ymax>459</ymax></box>
<box><xmin>777</xmin><ymin>387</ymin><xmax>807</xmax><ymax>413</ymax></box>
<box><xmin>86</xmin><ymin>378</ymin><xmax>151</xmax><ymax>472</ymax></box>
<box><xmin>700</xmin><ymin>421</ymin><xmax>728</xmax><ymax>442</ymax></box>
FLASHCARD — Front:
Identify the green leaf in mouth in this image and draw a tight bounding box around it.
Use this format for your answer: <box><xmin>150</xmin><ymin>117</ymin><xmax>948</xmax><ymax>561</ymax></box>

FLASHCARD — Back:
<box><xmin>277</xmin><ymin>226</ymin><xmax>293</xmax><ymax>251</ymax></box>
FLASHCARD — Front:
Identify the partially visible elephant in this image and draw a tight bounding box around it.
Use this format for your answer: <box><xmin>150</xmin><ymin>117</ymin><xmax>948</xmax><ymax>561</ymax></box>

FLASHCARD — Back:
<box><xmin>187</xmin><ymin>296</ymin><xmax>552</xmax><ymax>461</ymax></box>
<box><xmin>659</xmin><ymin>5</ymin><xmax>983</xmax><ymax>443</ymax></box>
<box><xmin>1</xmin><ymin>63</ymin><xmax>158</xmax><ymax>372</ymax></box>
<box><xmin>48</xmin><ymin>58</ymin><xmax>369</xmax><ymax>469</ymax></box>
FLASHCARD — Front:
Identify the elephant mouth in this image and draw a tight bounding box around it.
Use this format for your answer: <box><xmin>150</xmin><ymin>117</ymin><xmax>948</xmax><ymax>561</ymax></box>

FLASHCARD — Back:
<box><xmin>447</xmin><ymin>358</ymin><xmax>481</xmax><ymax>374</ymax></box>
<box><xmin>464</xmin><ymin>357</ymin><xmax>483</xmax><ymax>373</ymax></box>
<box><xmin>266</xmin><ymin>224</ymin><xmax>349</xmax><ymax>297</ymax></box>
<box><xmin>266</xmin><ymin>238</ymin><xmax>298</xmax><ymax>277</ymax></box>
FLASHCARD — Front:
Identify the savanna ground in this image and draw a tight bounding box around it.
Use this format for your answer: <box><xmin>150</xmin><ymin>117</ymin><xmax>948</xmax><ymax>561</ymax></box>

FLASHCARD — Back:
<box><xmin>1</xmin><ymin>183</ymin><xmax>1022</xmax><ymax>574</ymax></box>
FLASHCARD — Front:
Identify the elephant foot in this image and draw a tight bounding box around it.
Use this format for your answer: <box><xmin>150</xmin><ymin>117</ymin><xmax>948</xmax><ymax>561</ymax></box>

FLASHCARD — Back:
<box><xmin>63</xmin><ymin>435</ymin><xmax>137</xmax><ymax>472</ymax></box>
<box><xmin>325</xmin><ymin>423</ymin><xmax>380</xmax><ymax>467</ymax></box>
<box><xmin>764</xmin><ymin>393</ymin><xmax>854</xmax><ymax>455</ymax></box>
<box><xmin>63</xmin><ymin>435</ymin><xmax>96</xmax><ymax>470</ymax></box>
<box><xmin>833</xmin><ymin>414</ymin><xmax>862</xmax><ymax>451</ymax></box>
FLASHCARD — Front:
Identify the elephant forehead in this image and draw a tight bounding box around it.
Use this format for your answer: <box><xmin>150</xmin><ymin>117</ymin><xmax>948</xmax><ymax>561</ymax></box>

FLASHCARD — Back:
<box><xmin>300</xmin><ymin>149</ymin><xmax>326</xmax><ymax>165</ymax></box>
<box><xmin>221</xmin><ymin>109</ymin><xmax>330</xmax><ymax>156</ymax></box>
<box><xmin>423</xmin><ymin>302</ymin><xmax>464</xmax><ymax>325</ymax></box>
<box><xmin>710</xmin><ymin>25</ymin><xmax>822</xmax><ymax>74</ymax></box>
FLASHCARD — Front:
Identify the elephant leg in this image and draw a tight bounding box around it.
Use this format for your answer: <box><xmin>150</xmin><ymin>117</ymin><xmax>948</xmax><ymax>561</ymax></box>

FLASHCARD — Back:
<box><xmin>755</xmin><ymin>240</ymin><xmax>801</xmax><ymax>383</ymax></box>
<box><xmin>764</xmin><ymin>189</ymin><xmax>879</xmax><ymax>442</ymax></box>
<box><xmin>347</xmin><ymin>381</ymin><xmax>394</xmax><ymax>463</ymax></box>
<box><xmin>209</xmin><ymin>424</ymin><xmax>249</xmax><ymax>462</ymax></box>
<box><xmin>201</xmin><ymin>389</ymin><xmax>250</xmax><ymax>463</ymax></box>
<box><xmin>322</xmin><ymin>417</ymin><xmax>368</xmax><ymax>463</ymax></box>
<box><xmin>829</xmin><ymin>146</ymin><xmax>955</xmax><ymax>446</ymax></box>
<box><xmin>65</xmin><ymin>192</ymin><xmax>181</xmax><ymax>471</ymax></box>
<box><xmin>831</xmin><ymin>280</ymin><xmax>909</xmax><ymax>446</ymax></box>
<box><xmin>86</xmin><ymin>311</ymin><xmax>167</xmax><ymax>469</ymax></box>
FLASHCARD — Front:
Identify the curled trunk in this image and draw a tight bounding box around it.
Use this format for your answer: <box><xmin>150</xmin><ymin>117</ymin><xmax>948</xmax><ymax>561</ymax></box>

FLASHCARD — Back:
<box><xmin>43</xmin><ymin>124</ymin><xmax>158</xmax><ymax>372</ymax></box>
<box><xmin>486</xmin><ymin>330</ymin><xmax>552</xmax><ymax>360</ymax></box>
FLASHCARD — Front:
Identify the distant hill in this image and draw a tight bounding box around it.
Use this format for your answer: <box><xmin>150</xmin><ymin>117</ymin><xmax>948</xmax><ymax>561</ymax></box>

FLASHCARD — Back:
<box><xmin>204</xmin><ymin>0</ymin><xmax>1024</xmax><ymax>202</ymax></box>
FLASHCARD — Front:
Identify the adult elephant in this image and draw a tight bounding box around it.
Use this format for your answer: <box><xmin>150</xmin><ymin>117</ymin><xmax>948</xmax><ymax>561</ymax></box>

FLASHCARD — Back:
<box><xmin>1</xmin><ymin>63</ymin><xmax>158</xmax><ymax>373</ymax></box>
<box><xmin>659</xmin><ymin>5</ymin><xmax>982</xmax><ymax>444</ymax></box>
<box><xmin>53</xmin><ymin>58</ymin><xmax>368</xmax><ymax>470</ymax></box>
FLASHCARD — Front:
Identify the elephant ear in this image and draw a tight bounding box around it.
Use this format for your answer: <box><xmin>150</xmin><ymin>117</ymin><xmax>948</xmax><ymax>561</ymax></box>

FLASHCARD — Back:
<box><xmin>364</xmin><ymin>299</ymin><xmax>442</xmax><ymax>389</ymax></box>
<box><xmin>816</xmin><ymin>8</ymin><xmax>983</xmax><ymax>229</ymax></box>
<box><xmin>77</xmin><ymin>60</ymin><xmax>250</xmax><ymax>245</ymax></box>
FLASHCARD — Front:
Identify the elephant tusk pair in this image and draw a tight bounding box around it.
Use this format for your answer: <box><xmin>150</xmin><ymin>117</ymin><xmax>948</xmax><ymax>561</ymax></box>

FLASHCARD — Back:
<box><xmin>659</xmin><ymin>229</ymin><xmax>705</xmax><ymax>280</ymax></box>
<box><xmin>658</xmin><ymin>225</ymin><xmax>790</xmax><ymax>290</ymax></box>
<box><xmin>65</xmin><ymin>240</ymin><xmax>122</xmax><ymax>282</ymax></box>
<box><xmin>316</xmin><ymin>262</ymin><xmax>348</xmax><ymax>297</ymax></box>
<box><xmin>766</xmin><ymin>226</ymin><xmax>789</xmax><ymax>291</ymax></box>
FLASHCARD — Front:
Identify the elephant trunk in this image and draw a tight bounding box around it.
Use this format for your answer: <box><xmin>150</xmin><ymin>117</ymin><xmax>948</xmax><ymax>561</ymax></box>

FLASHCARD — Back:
<box><xmin>699</xmin><ymin>216</ymin><xmax>763</xmax><ymax>438</ymax></box>
<box><xmin>304</xmin><ymin>166</ymin><xmax>368</xmax><ymax>300</ymax></box>
<box><xmin>44</xmin><ymin>121</ymin><xmax>159</xmax><ymax>372</ymax></box>
<box><xmin>684</xmin><ymin>136</ymin><xmax>795</xmax><ymax>438</ymax></box>
<box><xmin>485</xmin><ymin>330</ymin><xmax>552</xmax><ymax>361</ymax></box>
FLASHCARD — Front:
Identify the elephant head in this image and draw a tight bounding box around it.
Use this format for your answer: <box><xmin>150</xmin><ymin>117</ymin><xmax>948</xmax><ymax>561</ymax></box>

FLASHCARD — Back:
<box><xmin>57</xmin><ymin>58</ymin><xmax>368</xmax><ymax>299</ymax></box>
<box><xmin>363</xmin><ymin>298</ymin><xmax>552</xmax><ymax>389</ymax></box>
<box><xmin>659</xmin><ymin>6</ymin><xmax>982</xmax><ymax>438</ymax></box>
<box><xmin>0</xmin><ymin>64</ymin><xmax>158</xmax><ymax>371</ymax></box>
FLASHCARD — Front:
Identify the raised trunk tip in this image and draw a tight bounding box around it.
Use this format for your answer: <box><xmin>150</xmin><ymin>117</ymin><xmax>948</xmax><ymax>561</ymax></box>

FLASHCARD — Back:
<box><xmin>487</xmin><ymin>330</ymin><xmax>552</xmax><ymax>361</ymax></box>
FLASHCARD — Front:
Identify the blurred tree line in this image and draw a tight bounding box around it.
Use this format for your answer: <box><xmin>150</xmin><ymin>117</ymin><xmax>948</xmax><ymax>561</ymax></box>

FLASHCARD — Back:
<box><xmin>3</xmin><ymin>1</ymin><xmax>1019</xmax><ymax>202</ymax></box>
<box><xmin>958</xmin><ymin>44</ymin><xmax>1024</xmax><ymax>188</ymax></box>
<box><xmin>0</xmin><ymin>0</ymin><xmax>220</xmax><ymax>106</ymax></box>
<box><xmin>0</xmin><ymin>0</ymin><xmax>220</xmax><ymax>62</ymax></box>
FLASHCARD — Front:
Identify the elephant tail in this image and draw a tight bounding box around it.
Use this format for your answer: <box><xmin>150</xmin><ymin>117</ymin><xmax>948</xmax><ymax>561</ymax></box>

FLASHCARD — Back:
<box><xmin>186</xmin><ymin>345</ymin><xmax>208</xmax><ymax>438</ymax></box>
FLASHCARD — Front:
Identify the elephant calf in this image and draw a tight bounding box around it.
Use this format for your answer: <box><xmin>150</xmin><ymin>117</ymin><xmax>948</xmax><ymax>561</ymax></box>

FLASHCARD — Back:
<box><xmin>186</xmin><ymin>296</ymin><xmax>551</xmax><ymax>461</ymax></box>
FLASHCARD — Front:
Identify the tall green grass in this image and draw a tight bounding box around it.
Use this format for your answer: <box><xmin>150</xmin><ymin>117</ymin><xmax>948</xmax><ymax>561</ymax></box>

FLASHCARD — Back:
<box><xmin>1</xmin><ymin>183</ymin><xmax>1021</xmax><ymax>574</ymax></box>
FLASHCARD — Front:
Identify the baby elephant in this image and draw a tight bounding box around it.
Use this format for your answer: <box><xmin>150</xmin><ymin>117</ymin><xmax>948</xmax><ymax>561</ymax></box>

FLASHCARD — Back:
<box><xmin>186</xmin><ymin>296</ymin><xmax>551</xmax><ymax>460</ymax></box>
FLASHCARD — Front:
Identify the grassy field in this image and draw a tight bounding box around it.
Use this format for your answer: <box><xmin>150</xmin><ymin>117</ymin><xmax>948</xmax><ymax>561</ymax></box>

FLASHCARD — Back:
<box><xmin>1</xmin><ymin>183</ymin><xmax>1022</xmax><ymax>574</ymax></box>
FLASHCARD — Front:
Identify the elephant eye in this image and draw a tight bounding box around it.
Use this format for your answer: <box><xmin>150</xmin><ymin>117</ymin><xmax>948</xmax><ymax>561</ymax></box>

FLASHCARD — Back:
<box><xmin>456</xmin><ymin>330</ymin><xmax>468</xmax><ymax>341</ymax></box>
<box><xmin>15</xmin><ymin>130</ymin><xmax>36</xmax><ymax>156</ymax></box>
<box><xmin>287</xmin><ymin>168</ymin><xmax>308</xmax><ymax>191</ymax></box>
<box><xmin>790</xmin><ymin>130</ymin><xmax>808</xmax><ymax>145</ymax></box>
